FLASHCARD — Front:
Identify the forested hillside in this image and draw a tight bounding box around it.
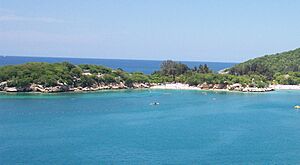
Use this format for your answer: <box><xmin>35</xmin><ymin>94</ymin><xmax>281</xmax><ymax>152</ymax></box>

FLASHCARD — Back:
<box><xmin>229</xmin><ymin>48</ymin><xmax>300</xmax><ymax>79</ymax></box>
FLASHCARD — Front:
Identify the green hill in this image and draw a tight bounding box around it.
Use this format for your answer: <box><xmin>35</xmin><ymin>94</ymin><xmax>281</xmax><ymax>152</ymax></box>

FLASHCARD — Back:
<box><xmin>228</xmin><ymin>48</ymin><xmax>300</xmax><ymax>79</ymax></box>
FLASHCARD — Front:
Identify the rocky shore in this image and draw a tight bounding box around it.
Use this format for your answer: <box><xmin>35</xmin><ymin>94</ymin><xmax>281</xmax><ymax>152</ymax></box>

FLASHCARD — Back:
<box><xmin>0</xmin><ymin>81</ymin><xmax>276</xmax><ymax>93</ymax></box>
<box><xmin>0</xmin><ymin>81</ymin><xmax>152</xmax><ymax>93</ymax></box>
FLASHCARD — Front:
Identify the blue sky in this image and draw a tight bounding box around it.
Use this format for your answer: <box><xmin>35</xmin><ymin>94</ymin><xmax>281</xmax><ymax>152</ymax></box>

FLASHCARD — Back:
<box><xmin>0</xmin><ymin>0</ymin><xmax>300</xmax><ymax>62</ymax></box>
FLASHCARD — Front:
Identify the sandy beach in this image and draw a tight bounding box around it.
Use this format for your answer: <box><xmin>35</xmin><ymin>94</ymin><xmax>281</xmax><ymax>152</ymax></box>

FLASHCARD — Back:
<box><xmin>150</xmin><ymin>83</ymin><xmax>228</xmax><ymax>91</ymax></box>
<box><xmin>151</xmin><ymin>83</ymin><xmax>300</xmax><ymax>92</ymax></box>
<box><xmin>151</xmin><ymin>83</ymin><xmax>199</xmax><ymax>90</ymax></box>
<box><xmin>270</xmin><ymin>85</ymin><xmax>300</xmax><ymax>90</ymax></box>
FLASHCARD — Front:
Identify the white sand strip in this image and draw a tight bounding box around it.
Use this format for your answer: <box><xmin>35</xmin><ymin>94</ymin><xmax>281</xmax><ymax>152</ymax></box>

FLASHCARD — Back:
<box><xmin>270</xmin><ymin>85</ymin><xmax>300</xmax><ymax>90</ymax></box>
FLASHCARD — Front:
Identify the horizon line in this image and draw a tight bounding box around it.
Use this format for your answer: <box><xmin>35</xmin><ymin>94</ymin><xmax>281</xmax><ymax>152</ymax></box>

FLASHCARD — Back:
<box><xmin>0</xmin><ymin>54</ymin><xmax>238</xmax><ymax>64</ymax></box>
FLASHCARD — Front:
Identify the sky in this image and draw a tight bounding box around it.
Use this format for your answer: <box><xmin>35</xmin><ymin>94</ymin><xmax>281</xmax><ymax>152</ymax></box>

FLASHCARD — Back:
<box><xmin>0</xmin><ymin>0</ymin><xmax>300</xmax><ymax>62</ymax></box>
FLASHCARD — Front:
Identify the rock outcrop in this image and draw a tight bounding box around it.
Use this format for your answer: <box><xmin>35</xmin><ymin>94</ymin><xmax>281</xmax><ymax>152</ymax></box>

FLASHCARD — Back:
<box><xmin>213</xmin><ymin>83</ymin><xmax>227</xmax><ymax>89</ymax></box>
<box><xmin>198</xmin><ymin>82</ymin><xmax>210</xmax><ymax>89</ymax></box>
<box><xmin>0</xmin><ymin>81</ymin><xmax>7</xmax><ymax>90</ymax></box>
<box><xmin>195</xmin><ymin>82</ymin><xmax>273</xmax><ymax>92</ymax></box>
<box><xmin>0</xmin><ymin>81</ymin><xmax>274</xmax><ymax>93</ymax></box>
<box><xmin>8</xmin><ymin>82</ymin><xmax>151</xmax><ymax>93</ymax></box>
<box><xmin>4</xmin><ymin>87</ymin><xmax>18</xmax><ymax>92</ymax></box>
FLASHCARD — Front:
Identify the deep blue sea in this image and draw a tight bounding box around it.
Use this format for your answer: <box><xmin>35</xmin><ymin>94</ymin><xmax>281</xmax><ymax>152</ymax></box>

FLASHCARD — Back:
<box><xmin>1</xmin><ymin>90</ymin><xmax>300</xmax><ymax>164</ymax></box>
<box><xmin>0</xmin><ymin>56</ymin><xmax>236</xmax><ymax>74</ymax></box>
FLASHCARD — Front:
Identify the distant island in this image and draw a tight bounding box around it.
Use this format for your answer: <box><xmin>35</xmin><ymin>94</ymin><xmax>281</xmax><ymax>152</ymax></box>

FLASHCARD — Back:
<box><xmin>1</xmin><ymin>48</ymin><xmax>300</xmax><ymax>93</ymax></box>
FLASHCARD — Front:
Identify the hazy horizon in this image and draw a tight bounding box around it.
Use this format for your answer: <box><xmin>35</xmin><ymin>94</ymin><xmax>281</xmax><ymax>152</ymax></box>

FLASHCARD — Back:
<box><xmin>1</xmin><ymin>54</ymin><xmax>239</xmax><ymax>63</ymax></box>
<box><xmin>1</xmin><ymin>0</ymin><xmax>300</xmax><ymax>62</ymax></box>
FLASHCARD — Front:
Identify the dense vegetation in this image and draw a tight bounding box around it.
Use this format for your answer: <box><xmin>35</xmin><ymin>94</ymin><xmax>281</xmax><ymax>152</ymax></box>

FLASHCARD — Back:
<box><xmin>228</xmin><ymin>48</ymin><xmax>300</xmax><ymax>80</ymax></box>
<box><xmin>274</xmin><ymin>72</ymin><xmax>300</xmax><ymax>85</ymax></box>
<box><xmin>0</xmin><ymin>60</ymin><xmax>270</xmax><ymax>89</ymax></box>
<box><xmin>153</xmin><ymin>61</ymin><xmax>268</xmax><ymax>87</ymax></box>
<box><xmin>0</xmin><ymin>62</ymin><xmax>150</xmax><ymax>88</ymax></box>
<box><xmin>3</xmin><ymin>48</ymin><xmax>300</xmax><ymax>90</ymax></box>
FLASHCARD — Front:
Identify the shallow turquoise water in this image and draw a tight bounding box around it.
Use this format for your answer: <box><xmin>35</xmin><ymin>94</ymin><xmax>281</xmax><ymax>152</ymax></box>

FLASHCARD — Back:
<box><xmin>1</xmin><ymin>90</ymin><xmax>300</xmax><ymax>164</ymax></box>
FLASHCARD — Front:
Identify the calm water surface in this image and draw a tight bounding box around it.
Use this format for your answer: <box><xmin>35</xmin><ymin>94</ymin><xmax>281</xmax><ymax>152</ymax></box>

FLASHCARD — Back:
<box><xmin>0</xmin><ymin>90</ymin><xmax>300</xmax><ymax>164</ymax></box>
<box><xmin>0</xmin><ymin>56</ymin><xmax>236</xmax><ymax>74</ymax></box>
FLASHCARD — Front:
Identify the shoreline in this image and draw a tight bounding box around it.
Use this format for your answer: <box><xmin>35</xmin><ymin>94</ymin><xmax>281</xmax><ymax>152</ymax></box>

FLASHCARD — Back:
<box><xmin>150</xmin><ymin>83</ymin><xmax>229</xmax><ymax>92</ymax></box>
<box><xmin>269</xmin><ymin>85</ymin><xmax>300</xmax><ymax>90</ymax></box>
<box><xmin>150</xmin><ymin>83</ymin><xmax>274</xmax><ymax>92</ymax></box>
<box><xmin>0</xmin><ymin>87</ymin><xmax>267</xmax><ymax>95</ymax></box>
<box><xmin>1</xmin><ymin>83</ymin><xmax>300</xmax><ymax>94</ymax></box>
<box><xmin>150</xmin><ymin>84</ymin><xmax>300</xmax><ymax>92</ymax></box>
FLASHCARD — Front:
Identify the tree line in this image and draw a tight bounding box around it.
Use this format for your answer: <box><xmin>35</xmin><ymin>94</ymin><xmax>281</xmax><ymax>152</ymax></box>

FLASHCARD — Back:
<box><xmin>228</xmin><ymin>48</ymin><xmax>300</xmax><ymax>80</ymax></box>
<box><xmin>3</xmin><ymin>56</ymin><xmax>300</xmax><ymax>89</ymax></box>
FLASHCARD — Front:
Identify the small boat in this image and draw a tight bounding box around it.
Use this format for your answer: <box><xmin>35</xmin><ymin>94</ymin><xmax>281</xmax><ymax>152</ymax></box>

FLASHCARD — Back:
<box><xmin>294</xmin><ymin>105</ymin><xmax>300</xmax><ymax>109</ymax></box>
<box><xmin>150</xmin><ymin>102</ymin><xmax>160</xmax><ymax>106</ymax></box>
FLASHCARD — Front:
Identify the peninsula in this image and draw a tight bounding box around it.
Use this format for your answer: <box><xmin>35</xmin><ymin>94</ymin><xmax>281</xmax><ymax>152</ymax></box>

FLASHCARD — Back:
<box><xmin>1</xmin><ymin>48</ymin><xmax>300</xmax><ymax>93</ymax></box>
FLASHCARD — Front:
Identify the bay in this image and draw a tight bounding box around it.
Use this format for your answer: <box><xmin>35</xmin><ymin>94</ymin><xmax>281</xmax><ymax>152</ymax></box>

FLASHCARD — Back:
<box><xmin>1</xmin><ymin>90</ymin><xmax>300</xmax><ymax>164</ymax></box>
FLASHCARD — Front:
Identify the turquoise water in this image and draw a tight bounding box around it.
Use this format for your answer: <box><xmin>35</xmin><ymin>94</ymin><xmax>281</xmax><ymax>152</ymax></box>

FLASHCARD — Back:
<box><xmin>1</xmin><ymin>90</ymin><xmax>300</xmax><ymax>164</ymax></box>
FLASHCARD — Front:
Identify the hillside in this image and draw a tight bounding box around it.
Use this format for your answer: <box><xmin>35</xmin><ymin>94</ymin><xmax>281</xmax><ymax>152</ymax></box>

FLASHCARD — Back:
<box><xmin>228</xmin><ymin>48</ymin><xmax>300</xmax><ymax>79</ymax></box>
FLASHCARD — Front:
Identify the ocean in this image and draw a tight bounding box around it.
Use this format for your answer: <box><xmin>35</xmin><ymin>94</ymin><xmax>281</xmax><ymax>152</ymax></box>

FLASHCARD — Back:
<box><xmin>0</xmin><ymin>56</ymin><xmax>236</xmax><ymax>74</ymax></box>
<box><xmin>1</xmin><ymin>90</ymin><xmax>300</xmax><ymax>164</ymax></box>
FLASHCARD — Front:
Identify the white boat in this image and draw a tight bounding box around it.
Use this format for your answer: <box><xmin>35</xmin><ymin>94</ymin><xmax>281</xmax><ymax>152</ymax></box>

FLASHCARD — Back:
<box><xmin>150</xmin><ymin>102</ymin><xmax>159</xmax><ymax>106</ymax></box>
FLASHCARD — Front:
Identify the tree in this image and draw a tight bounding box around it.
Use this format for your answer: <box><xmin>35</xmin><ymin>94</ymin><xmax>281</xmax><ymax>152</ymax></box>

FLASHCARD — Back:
<box><xmin>80</xmin><ymin>75</ymin><xmax>96</xmax><ymax>87</ymax></box>
<box><xmin>160</xmin><ymin>60</ymin><xmax>189</xmax><ymax>80</ymax></box>
<box><xmin>70</xmin><ymin>67</ymin><xmax>83</xmax><ymax>77</ymax></box>
<box><xmin>198</xmin><ymin>64</ymin><xmax>212</xmax><ymax>74</ymax></box>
